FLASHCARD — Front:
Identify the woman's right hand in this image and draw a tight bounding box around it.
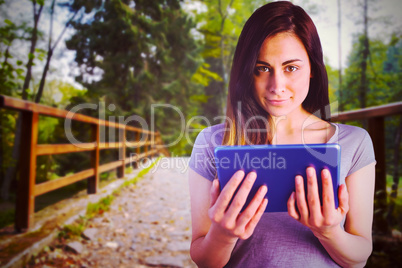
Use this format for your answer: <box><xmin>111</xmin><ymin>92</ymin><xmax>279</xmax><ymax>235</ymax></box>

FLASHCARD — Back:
<box><xmin>207</xmin><ymin>170</ymin><xmax>268</xmax><ymax>243</ymax></box>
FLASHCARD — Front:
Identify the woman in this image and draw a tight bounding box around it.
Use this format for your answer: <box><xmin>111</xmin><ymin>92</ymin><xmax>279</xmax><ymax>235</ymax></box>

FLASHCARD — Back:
<box><xmin>188</xmin><ymin>1</ymin><xmax>376</xmax><ymax>267</ymax></box>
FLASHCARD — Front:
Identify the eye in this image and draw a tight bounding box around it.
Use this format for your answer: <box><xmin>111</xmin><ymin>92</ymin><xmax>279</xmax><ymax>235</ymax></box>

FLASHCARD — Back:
<box><xmin>285</xmin><ymin>65</ymin><xmax>298</xmax><ymax>72</ymax></box>
<box><xmin>256</xmin><ymin>66</ymin><xmax>270</xmax><ymax>73</ymax></box>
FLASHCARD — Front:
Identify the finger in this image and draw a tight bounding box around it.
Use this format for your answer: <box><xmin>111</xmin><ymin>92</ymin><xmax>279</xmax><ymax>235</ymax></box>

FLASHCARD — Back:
<box><xmin>306</xmin><ymin>167</ymin><xmax>322</xmax><ymax>219</ymax></box>
<box><xmin>225</xmin><ymin>171</ymin><xmax>257</xmax><ymax>217</ymax></box>
<box><xmin>237</xmin><ymin>184</ymin><xmax>267</xmax><ymax>227</ymax></box>
<box><xmin>321</xmin><ymin>169</ymin><xmax>336</xmax><ymax>219</ymax></box>
<box><xmin>215</xmin><ymin>170</ymin><xmax>245</xmax><ymax>211</ymax></box>
<box><xmin>295</xmin><ymin>175</ymin><xmax>309</xmax><ymax>222</ymax></box>
<box><xmin>337</xmin><ymin>184</ymin><xmax>349</xmax><ymax>216</ymax></box>
<box><xmin>287</xmin><ymin>192</ymin><xmax>300</xmax><ymax>220</ymax></box>
<box><xmin>210</xmin><ymin>179</ymin><xmax>220</xmax><ymax>207</ymax></box>
<box><xmin>241</xmin><ymin>198</ymin><xmax>268</xmax><ymax>240</ymax></box>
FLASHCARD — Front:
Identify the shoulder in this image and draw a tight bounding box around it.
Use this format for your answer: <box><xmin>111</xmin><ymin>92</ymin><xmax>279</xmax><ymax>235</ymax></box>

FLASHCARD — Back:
<box><xmin>336</xmin><ymin>123</ymin><xmax>369</xmax><ymax>137</ymax></box>
<box><xmin>193</xmin><ymin>123</ymin><xmax>225</xmax><ymax>149</ymax></box>
<box><xmin>189</xmin><ymin>123</ymin><xmax>225</xmax><ymax>181</ymax></box>
<box><xmin>332</xmin><ymin>123</ymin><xmax>376</xmax><ymax>177</ymax></box>
<box><xmin>334</xmin><ymin>123</ymin><xmax>372</xmax><ymax>147</ymax></box>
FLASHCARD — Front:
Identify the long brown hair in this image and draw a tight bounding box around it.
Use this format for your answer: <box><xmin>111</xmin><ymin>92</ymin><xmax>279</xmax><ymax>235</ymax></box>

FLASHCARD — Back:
<box><xmin>222</xmin><ymin>1</ymin><xmax>329</xmax><ymax>146</ymax></box>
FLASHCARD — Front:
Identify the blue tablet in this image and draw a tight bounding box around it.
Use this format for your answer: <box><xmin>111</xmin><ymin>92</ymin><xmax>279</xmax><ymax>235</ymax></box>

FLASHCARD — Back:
<box><xmin>214</xmin><ymin>143</ymin><xmax>341</xmax><ymax>213</ymax></box>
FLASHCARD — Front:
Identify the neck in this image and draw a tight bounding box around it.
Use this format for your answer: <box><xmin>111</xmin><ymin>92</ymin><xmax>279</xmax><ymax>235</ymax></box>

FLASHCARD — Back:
<box><xmin>270</xmin><ymin>108</ymin><xmax>325</xmax><ymax>144</ymax></box>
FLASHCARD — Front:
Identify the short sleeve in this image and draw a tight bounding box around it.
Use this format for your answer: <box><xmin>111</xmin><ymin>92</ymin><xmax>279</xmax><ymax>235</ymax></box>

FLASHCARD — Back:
<box><xmin>188</xmin><ymin>124</ymin><xmax>224</xmax><ymax>181</ymax></box>
<box><xmin>347</xmin><ymin>129</ymin><xmax>376</xmax><ymax>176</ymax></box>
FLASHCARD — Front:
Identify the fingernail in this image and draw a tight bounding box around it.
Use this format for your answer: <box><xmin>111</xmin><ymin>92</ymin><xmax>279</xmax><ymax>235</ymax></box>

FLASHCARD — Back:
<box><xmin>296</xmin><ymin>175</ymin><xmax>302</xmax><ymax>185</ymax></box>
<box><xmin>260</xmin><ymin>185</ymin><xmax>267</xmax><ymax>194</ymax></box>
<box><xmin>307</xmin><ymin>167</ymin><xmax>314</xmax><ymax>177</ymax></box>
<box><xmin>248</xmin><ymin>171</ymin><xmax>257</xmax><ymax>181</ymax></box>
<box><xmin>237</xmin><ymin>170</ymin><xmax>245</xmax><ymax>177</ymax></box>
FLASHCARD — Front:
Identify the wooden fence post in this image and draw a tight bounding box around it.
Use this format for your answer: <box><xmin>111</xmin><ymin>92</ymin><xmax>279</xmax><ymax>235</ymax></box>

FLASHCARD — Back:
<box><xmin>133</xmin><ymin>131</ymin><xmax>140</xmax><ymax>169</ymax></box>
<box><xmin>15</xmin><ymin>111</ymin><xmax>38</xmax><ymax>232</ymax></box>
<box><xmin>144</xmin><ymin>135</ymin><xmax>148</xmax><ymax>155</ymax></box>
<box><xmin>117</xmin><ymin>127</ymin><xmax>126</xmax><ymax>178</ymax></box>
<box><xmin>88</xmin><ymin>124</ymin><xmax>100</xmax><ymax>194</ymax></box>
<box><xmin>368</xmin><ymin>116</ymin><xmax>388</xmax><ymax>234</ymax></box>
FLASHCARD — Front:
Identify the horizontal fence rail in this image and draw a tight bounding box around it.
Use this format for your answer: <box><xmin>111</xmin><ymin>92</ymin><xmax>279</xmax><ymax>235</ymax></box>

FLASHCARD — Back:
<box><xmin>0</xmin><ymin>95</ymin><xmax>169</xmax><ymax>232</ymax></box>
<box><xmin>331</xmin><ymin>101</ymin><xmax>402</xmax><ymax>233</ymax></box>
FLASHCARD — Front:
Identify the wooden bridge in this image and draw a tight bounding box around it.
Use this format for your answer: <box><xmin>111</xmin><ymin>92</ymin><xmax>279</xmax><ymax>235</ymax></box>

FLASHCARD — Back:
<box><xmin>0</xmin><ymin>94</ymin><xmax>401</xmax><ymax>267</ymax></box>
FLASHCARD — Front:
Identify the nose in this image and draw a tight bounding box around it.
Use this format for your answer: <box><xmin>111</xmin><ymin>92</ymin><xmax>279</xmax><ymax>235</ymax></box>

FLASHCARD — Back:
<box><xmin>269</xmin><ymin>71</ymin><xmax>286</xmax><ymax>94</ymax></box>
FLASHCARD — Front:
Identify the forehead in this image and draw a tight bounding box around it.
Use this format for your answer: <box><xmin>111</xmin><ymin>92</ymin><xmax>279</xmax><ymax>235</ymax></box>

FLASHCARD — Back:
<box><xmin>258</xmin><ymin>32</ymin><xmax>309</xmax><ymax>60</ymax></box>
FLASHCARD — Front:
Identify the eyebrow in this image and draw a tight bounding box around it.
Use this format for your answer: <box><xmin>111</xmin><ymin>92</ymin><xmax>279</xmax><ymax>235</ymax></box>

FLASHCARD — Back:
<box><xmin>256</xmin><ymin>59</ymin><xmax>303</xmax><ymax>66</ymax></box>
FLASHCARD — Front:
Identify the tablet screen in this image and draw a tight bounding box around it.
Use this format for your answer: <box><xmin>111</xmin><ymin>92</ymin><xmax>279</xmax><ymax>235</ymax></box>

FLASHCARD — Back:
<box><xmin>214</xmin><ymin>144</ymin><xmax>340</xmax><ymax>212</ymax></box>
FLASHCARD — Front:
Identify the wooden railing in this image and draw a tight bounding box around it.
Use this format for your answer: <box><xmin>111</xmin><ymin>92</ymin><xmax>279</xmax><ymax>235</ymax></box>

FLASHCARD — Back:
<box><xmin>0</xmin><ymin>95</ymin><xmax>169</xmax><ymax>232</ymax></box>
<box><xmin>331</xmin><ymin>101</ymin><xmax>402</xmax><ymax>233</ymax></box>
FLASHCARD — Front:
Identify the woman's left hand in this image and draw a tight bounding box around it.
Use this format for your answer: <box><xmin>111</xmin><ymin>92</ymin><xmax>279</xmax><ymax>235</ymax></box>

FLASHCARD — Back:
<box><xmin>287</xmin><ymin>167</ymin><xmax>349</xmax><ymax>239</ymax></box>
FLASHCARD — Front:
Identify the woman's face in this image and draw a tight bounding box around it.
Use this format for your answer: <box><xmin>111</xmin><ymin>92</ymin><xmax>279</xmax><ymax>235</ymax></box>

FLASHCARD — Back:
<box><xmin>253</xmin><ymin>32</ymin><xmax>312</xmax><ymax>118</ymax></box>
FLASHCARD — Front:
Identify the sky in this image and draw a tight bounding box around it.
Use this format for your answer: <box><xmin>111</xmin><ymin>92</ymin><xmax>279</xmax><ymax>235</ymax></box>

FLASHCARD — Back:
<box><xmin>306</xmin><ymin>0</ymin><xmax>402</xmax><ymax>68</ymax></box>
<box><xmin>2</xmin><ymin>0</ymin><xmax>401</xmax><ymax>90</ymax></box>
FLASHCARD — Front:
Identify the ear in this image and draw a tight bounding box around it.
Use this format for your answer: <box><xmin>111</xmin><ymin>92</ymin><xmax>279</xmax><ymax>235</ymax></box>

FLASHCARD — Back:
<box><xmin>310</xmin><ymin>72</ymin><xmax>313</xmax><ymax>78</ymax></box>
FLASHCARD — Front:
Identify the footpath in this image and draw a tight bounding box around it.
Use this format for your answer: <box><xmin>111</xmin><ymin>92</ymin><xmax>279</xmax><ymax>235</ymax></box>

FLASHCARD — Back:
<box><xmin>1</xmin><ymin>157</ymin><xmax>196</xmax><ymax>268</ymax></box>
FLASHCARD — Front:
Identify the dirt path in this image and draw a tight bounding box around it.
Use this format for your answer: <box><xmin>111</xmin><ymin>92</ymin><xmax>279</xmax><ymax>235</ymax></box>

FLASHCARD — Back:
<box><xmin>28</xmin><ymin>157</ymin><xmax>196</xmax><ymax>268</ymax></box>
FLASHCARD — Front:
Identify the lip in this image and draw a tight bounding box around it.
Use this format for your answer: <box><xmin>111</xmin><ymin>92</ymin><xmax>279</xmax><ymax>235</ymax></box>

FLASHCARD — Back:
<box><xmin>266</xmin><ymin>99</ymin><xmax>289</xmax><ymax>106</ymax></box>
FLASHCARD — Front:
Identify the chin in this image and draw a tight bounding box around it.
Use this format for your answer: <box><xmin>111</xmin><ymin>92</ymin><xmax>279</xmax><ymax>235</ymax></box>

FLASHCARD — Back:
<box><xmin>264</xmin><ymin>107</ymin><xmax>291</xmax><ymax>118</ymax></box>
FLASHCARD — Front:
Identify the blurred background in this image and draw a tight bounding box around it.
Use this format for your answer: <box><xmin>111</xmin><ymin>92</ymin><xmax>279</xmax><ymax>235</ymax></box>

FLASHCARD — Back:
<box><xmin>0</xmin><ymin>0</ymin><xmax>401</xmax><ymax>266</ymax></box>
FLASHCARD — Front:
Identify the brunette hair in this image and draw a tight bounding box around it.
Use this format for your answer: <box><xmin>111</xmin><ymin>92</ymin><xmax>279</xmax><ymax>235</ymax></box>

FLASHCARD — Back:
<box><xmin>223</xmin><ymin>1</ymin><xmax>329</xmax><ymax>145</ymax></box>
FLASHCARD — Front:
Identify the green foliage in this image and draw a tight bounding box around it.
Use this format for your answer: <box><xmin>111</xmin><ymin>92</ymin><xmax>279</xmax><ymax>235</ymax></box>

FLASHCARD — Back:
<box><xmin>342</xmin><ymin>35</ymin><xmax>401</xmax><ymax>111</ymax></box>
<box><xmin>38</xmin><ymin>117</ymin><xmax>59</xmax><ymax>143</ymax></box>
<box><xmin>35</xmin><ymin>80</ymin><xmax>87</xmax><ymax>108</ymax></box>
<box><xmin>32</xmin><ymin>81</ymin><xmax>88</xmax><ymax>183</ymax></box>
<box><xmin>86</xmin><ymin>195</ymin><xmax>115</xmax><ymax>218</ymax></box>
<box><xmin>325</xmin><ymin>60</ymin><xmax>340</xmax><ymax>108</ymax></box>
<box><xmin>192</xmin><ymin>0</ymin><xmax>269</xmax><ymax>121</ymax></box>
<box><xmin>0</xmin><ymin>207</ymin><xmax>14</xmax><ymax>228</ymax></box>
<box><xmin>0</xmin><ymin>18</ymin><xmax>28</xmax><ymax>95</ymax></box>
<box><xmin>341</xmin><ymin>34</ymin><xmax>401</xmax><ymax>170</ymax></box>
<box><xmin>191</xmin><ymin>63</ymin><xmax>222</xmax><ymax>86</ymax></box>
<box><xmin>58</xmin><ymin>220</ymin><xmax>86</xmax><ymax>240</ymax></box>
<box><xmin>65</xmin><ymin>0</ymin><xmax>205</xmax><ymax>156</ymax></box>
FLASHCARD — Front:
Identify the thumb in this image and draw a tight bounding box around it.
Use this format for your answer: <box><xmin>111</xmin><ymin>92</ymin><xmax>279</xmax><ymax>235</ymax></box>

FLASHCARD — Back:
<box><xmin>210</xmin><ymin>179</ymin><xmax>220</xmax><ymax>207</ymax></box>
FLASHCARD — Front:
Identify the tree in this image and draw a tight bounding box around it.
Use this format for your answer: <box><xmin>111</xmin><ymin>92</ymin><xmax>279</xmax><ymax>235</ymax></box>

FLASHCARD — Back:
<box><xmin>34</xmin><ymin>0</ymin><xmax>80</xmax><ymax>103</ymax></box>
<box><xmin>383</xmin><ymin>36</ymin><xmax>402</xmax><ymax>226</ymax></box>
<box><xmin>192</xmin><ymin>0</ymin><xmax>269</xmax><ymax>121</ymax></box>
<box><xmin>358</xmin><ymin>0</ymin><xmax>369</xmax><ymax>109</ymax></box>
<box><xmin>1</xmin><ymin>0</ymin><xmax>45</xmax><ymax>201</ymax></box>
<box><xmin>0</xmin><ymin>15</ymin><xmax>30</xmax><ymax>188</ymax></box>
<box><xmin>1</xmin><ymin>0</ymin><xmax>79</xmax><ymax>200</ymax></box>
<box><xmin>66</xmin><ymin>0</ymin><xmax>203</xmax><ymax>155</ymax></box>
<box><xmin>337</xmin><ymin>0</ymin><xmax>343</xmax><ymax>111</ymax></box>
<box><xmin>343</xmin><ymin>32</ymin><xmax>402</xmax><ymax>234</ymax></box>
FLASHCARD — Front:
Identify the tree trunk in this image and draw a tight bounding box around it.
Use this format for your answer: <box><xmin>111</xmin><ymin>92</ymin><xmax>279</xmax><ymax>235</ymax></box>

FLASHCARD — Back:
<box><xmin>0</xmin><ymin>44</ymin><xmax>12</xmax><ymax>188</ymax></box>
<box><xmin>359</xmin><ymin>0</ymin><xmax>369</xmax><ymax>109</ymax></box>
<box><xmin>1</xmin><ymin>2</ymin><xmax>43</xmax><ymax>200</ymax></box>
<box><xmin>337</xmin><ymin>0</ymin><xmax>343</xmax><ymax>112</ymax></box>
<box><xmin>34</xmin><ymin>50</ymin><xmax>52</xmax><ymax>103</ymax></box>
<box><xmin>35</xmin><ymin>0</ymin><xmax>78</xmax><ymax>104</ymax></box>
<box><xmin>21</xmin><ymin>3</ymin><xmax>43</xmax><ymax>101</ymax></box>
<box><xmin>217</xmin><ymin>0</ymin><xmax>234</xmax><ymax>116</ymax></box>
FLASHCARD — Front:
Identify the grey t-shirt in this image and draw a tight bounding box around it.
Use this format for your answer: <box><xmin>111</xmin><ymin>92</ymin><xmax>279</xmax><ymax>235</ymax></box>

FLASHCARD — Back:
<box><xmin>189</xmin><ymin>123</ymin><xmax>376</xmax><ymax>267</ymax></box>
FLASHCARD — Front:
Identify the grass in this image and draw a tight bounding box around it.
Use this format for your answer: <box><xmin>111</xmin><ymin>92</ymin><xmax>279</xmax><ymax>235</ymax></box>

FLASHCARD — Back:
<box><xmin>86</xmin><ymin>195</ymin><xmax>115</xmax><ymax>219</ymax></box>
